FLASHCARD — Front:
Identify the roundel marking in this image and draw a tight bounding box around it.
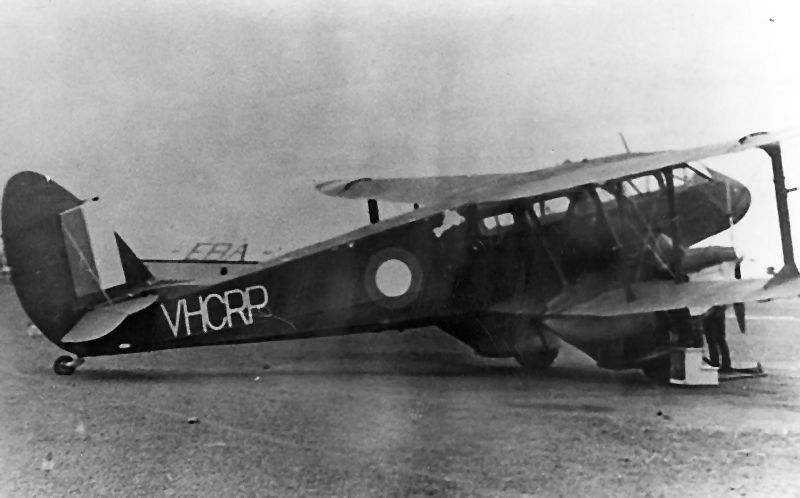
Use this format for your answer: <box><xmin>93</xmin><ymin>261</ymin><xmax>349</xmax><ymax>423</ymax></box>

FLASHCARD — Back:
<box><xmin>364</xmin><ymin>248</ymin><xmax>423</xmax><ymax>309</ymax></box>
<box><xmin>375</xmin><ymin>259</ymin><xmax>413</xmax><ymax>297</ymax></box>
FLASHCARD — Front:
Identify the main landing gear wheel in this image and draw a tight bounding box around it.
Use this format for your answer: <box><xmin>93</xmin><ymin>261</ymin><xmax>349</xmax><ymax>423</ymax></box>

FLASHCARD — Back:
<box><xmin>53</xmin><ymin>355</ymin><xmax>84</xmax><ymax>376</ymax></box>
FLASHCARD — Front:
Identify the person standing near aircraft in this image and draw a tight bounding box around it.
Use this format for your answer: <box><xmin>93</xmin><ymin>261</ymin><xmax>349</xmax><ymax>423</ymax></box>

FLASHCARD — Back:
<box><xmin>703</xmin><ymin>305</ymin><xmax>732</xmax><ymax>372</ymax></box>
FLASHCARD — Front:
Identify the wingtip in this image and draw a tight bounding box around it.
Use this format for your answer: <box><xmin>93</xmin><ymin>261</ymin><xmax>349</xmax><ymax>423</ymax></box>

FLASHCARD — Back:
<box><xmin>736</xmin><ymin>128</ymin><xmax>800</xmax><ymax>148</ymax></box>
<box><xmin>316</xmin><ymin>178</ymin><xmax>374</xmax><ymax>197</ymax></box>
<box><xmin>315</xmin><ymin>180</ymin><xmax>347</xmax><ymax>196</ymax></box>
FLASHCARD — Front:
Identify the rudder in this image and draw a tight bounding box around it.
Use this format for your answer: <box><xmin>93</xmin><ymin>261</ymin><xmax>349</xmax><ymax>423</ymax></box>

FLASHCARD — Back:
<box><xmin>2</xmin><ymin>172</ymin><xmax>99</xmax><ymax>346</ymax></box>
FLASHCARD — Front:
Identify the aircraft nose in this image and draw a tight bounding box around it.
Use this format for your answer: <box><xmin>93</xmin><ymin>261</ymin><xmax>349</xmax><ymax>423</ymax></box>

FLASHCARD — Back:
<box><xmin>729</xmin><ymin>178</ymin><xmax>751</xmax><ymax>224</ymax></box>
<box><xmin>703</xmin><ymin>167</ymin><xmax>751</xmax><ymax>224</ymax></box>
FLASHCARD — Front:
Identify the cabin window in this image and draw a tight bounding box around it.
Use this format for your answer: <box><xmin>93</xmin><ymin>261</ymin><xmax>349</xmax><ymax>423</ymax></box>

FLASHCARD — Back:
<box><xmin>595</xmin><ymin>188</ymin><xmax>616</xmax><ymax>204</ymax></box>
<box><xmin>497</xmin><ymin>212</ymin><xmax>514</xmax><ymax>227</ymax></box>
<box><xmin>533</xmin><ymin>196</ymin><xmax>570</xmax><ymax>219</ymax></box>
<box><xmin>670</xmin><ymin>167</ymin><xmax>693</xmax><ymax>187</ymax></box>
<box><xmin>621</xmin><ymin>181</ymin><xmax>638</xmax><ymax>197</ymax></box>
<box><xmin>623</xmin><ymin>174</ymin><xmax>662</xmax><ymax>195</ymax></box>
<box><xmin>480</xmin><ymin>212</ymin><xmax>515</xmax><ymax>234</ymax></box>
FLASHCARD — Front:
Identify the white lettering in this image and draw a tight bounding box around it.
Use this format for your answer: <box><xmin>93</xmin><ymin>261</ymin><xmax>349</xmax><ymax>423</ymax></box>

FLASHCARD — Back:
<box><xmin>161</xmin><ymin>285</ymin><xmax>272</xmax><ymax>337</ymax></box>
<box><xmin>246</xmin><ymin>285</ymin><xmax>269</xmax><ymax>322</ymax></box>
<box><xmin>183</xmin><ymin>296</ymin><xmax>205</xmax><ymax>335</ymax></box>
<box><xmin>224</xmin><ymin>288</ymin><xmax>250</xmax><ymax>327</ymax></box>
<box><xmin>203</xmin><ymin>293</ymin><xmax>229</xmax><ymax>331</ymax></box>
<box><xmin>161</xmin><ymin>301</ymin><xmax>185</xmax><ymax>338</ymax></box>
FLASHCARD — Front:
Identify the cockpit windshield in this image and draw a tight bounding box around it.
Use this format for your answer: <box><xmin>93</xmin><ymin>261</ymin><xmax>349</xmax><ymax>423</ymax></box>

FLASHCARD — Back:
<box><xmin>622</xmin><ymin>164</ymin><xmax>711</xmax><ymax>195</ymax></box>
<box><xmin>685</xmin><ymin>162</ymin><xmax>714</xmax><ymax>180</ymax></box>
<box><xmin>674</xmin><ymin>163</ymin><xmax>713</xmax><ymax>187</ymax></box>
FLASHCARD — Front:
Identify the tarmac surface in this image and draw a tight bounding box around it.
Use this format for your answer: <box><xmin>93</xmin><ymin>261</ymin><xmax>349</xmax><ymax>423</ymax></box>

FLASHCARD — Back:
<box><xmin>1</xmin><ymin>280</ymin><xmax>799</xmax><ymax>497</ymax></box>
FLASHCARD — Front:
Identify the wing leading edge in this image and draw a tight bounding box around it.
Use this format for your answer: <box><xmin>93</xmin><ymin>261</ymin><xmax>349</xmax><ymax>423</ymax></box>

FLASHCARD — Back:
<box><xmin>551</xmin><ymin>276</ymin><xmax>800</xmax><ymax>318</ymax></box>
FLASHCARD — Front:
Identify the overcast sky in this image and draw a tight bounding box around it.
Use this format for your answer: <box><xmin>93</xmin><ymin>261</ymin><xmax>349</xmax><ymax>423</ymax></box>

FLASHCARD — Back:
<box><xmin>1</xmin><ymin>0</ymin><xmax>798</xmax><ymax>276</ymax></box>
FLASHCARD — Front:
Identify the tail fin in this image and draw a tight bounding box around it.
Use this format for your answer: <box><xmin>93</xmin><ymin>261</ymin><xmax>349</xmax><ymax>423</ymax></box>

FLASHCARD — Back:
<box><xmin>1</xmin><ymin>172</ymin><xmax>147</xmax><ymax>347</ymax></box>
<box><xmin>115</xmin><ymin>232</ymin><xmax>153</xmax><ymax>285</ymax></box>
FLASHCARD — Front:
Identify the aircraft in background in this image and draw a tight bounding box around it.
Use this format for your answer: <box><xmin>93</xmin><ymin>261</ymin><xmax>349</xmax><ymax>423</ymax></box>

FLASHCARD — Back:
<box><xmin>2</xmin><ymin>130</ymin><xmax>798</xmax><ymax>383</ymax></box>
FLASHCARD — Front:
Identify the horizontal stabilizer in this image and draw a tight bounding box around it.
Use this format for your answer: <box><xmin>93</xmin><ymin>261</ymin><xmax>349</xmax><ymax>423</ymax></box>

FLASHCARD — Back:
<box><xmin>61</xmin><ymin>295</ymin><xmax>158</xmax><ymax>343</ymax></box>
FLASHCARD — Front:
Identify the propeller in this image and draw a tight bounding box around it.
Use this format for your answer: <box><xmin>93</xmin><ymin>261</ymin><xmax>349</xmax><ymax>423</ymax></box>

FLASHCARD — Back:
<box><xmin>697</xmin><ymin>161</ymin><xmax>748</xmax><ymax>333</ymax></box>
<box><xmin>723</xmin><ymin>169</ymin><xmax>746</xmax><ymax>333</ymax></box>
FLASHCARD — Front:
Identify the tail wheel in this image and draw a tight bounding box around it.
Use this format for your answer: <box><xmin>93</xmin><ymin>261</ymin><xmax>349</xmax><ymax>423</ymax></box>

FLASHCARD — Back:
<box><xmin>514</xmin><ymin>348</ymin><xmax>559</xmax><ymax>371</ymax></box>
<box><xmin>53</xmin><ymin>355</ymin><xmax>77</xmax><ymax>376</ymax></box>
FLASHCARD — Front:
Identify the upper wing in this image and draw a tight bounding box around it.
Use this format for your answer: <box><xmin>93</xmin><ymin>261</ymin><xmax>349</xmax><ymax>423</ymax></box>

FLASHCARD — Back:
<box><xmin>317</xmin><ymin>173</ymin><xmax>513</xmax><ymax>205</ymax></box>
<box><xmin>317</xmin><ymin>130</ymin><xmax>794</xmax><ymax>206</ymax></box>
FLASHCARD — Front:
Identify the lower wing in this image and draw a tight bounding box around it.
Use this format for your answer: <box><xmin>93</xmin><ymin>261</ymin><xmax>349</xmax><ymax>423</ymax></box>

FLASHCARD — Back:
<box><xmin>549</xmin><ymin>276</ymin><xmax>800</xmax><ymax>317</ymax></box>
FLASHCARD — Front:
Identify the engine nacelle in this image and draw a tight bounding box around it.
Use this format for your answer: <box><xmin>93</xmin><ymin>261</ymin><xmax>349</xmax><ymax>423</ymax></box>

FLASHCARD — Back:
<box><xmin>544</xmin><ymin>313</ymin><xmax>671</xmax><ymax>370</ymax></box>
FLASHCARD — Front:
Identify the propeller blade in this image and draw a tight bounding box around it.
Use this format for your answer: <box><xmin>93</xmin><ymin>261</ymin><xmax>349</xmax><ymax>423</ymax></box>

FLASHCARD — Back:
<box><xmin>733</xmin><ymin>302</ymin><xmax>746</xmax><ymax>333</ymax></box>
<box><xmin>733</xmin><ymin>259</ymin><xmax>745</xmax><ymax>333</ymax></box>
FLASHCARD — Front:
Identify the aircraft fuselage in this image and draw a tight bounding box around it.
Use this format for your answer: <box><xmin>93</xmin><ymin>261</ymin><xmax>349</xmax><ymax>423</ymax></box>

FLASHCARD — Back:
<box><xmin>64</xmin><ymin>165</ymin><xmax>750</xmax><ymax>364</ymax></box>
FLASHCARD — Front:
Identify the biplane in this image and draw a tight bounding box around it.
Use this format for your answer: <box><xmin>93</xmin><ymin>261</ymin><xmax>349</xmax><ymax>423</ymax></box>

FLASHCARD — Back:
<box><xmin>2</xmin><ymin>130</ymin><xmax>798</xmax><ymax>381</ymax></box>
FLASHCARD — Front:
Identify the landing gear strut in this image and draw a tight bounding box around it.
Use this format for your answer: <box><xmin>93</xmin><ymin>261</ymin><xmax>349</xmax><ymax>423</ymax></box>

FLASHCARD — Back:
<box><xmin>53</xmin><ymin>355</ymin><xmax>84</xmax><ymax>376</ymax></box>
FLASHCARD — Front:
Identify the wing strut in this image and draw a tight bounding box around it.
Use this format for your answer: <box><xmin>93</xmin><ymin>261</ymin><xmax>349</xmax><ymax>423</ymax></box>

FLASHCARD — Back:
<box><xmin>761</xmin><ymin>142</ymin><xmax>798</xmax><ymax>287</ymax></box>
<box><xmin>662</xmin><ymin>167</ymin><xmax>685</xmax><ymax>283</ymax></box>
<box><xmin>603</xmin><ymin>182</ymin><xmax>637</xmax><ymax>301</ymax></box>
<box><xmin>527</xmin><ymin>210</ymin><xmax>569</xmax><ymax>289</ymax></box>
<box><xmin>367</xmin><ymin>199</ymin><xmax>379</xmax><ymax>224</ymax></box>
<box><xmin>587</xmin><ymin>187</ymin><xmax>623</xmax><ymax>249</ymax></box>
